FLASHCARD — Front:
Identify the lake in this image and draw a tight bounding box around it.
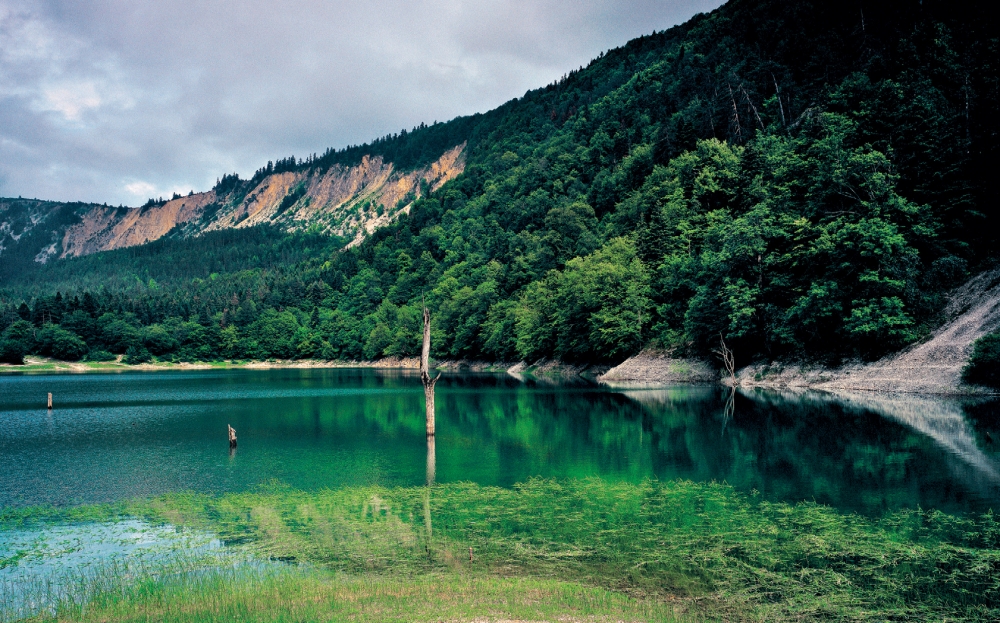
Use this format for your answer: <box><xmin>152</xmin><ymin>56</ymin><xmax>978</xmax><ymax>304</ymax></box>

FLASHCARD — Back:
<box><xmin>1</xmin><ymin>368</ymin><xmax>999</xmax><ymax>515</ymax></box>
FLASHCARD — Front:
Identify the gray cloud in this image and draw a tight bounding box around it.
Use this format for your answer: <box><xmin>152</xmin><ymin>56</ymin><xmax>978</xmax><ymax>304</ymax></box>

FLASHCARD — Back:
<box><xmin>0</xmin><ymin>0</ymin><xmax>724</xmax><ymax>205</ymax></box>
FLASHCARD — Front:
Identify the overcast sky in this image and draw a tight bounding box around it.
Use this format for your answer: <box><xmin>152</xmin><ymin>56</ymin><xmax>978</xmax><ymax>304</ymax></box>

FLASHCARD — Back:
<box><xmin>0</xmin><ymin>0</ymin><xmax>725</xmax><ymax>206</ymax></box>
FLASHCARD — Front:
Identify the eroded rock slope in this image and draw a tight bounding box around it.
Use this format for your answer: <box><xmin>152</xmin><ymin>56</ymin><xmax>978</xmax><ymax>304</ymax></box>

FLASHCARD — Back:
<box><xmin>0</xmin><ymin>144</ymin><xmax>465</xmax><ymax>267</ymax></box>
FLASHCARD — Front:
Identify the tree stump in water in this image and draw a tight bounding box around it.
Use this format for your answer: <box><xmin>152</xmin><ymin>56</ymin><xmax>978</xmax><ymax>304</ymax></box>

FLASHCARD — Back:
<box><xmin>47</xmin><ymin>393</ymin><xmax>52</xmax><ymax>410</ymax></box>
<box><xmin>228</xmin><ymin>424</ymin><xmax>237</xmax><ymax>448</ymax></box>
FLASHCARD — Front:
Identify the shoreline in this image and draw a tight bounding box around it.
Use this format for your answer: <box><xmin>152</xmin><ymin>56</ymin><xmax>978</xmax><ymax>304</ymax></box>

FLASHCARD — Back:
<box><xmin>0</xmin><ymin>356</ymin><xmax>424</xmax><ymax>374</ymax></box>
<box><xmin>4</xmin><ymin>352</ymin><xmax>997</xmax><ymax>397</ymax></box>
<box><xmin>0</xmin><ymin>356</ymin><xmax>588</xmax><ymax>377</ymax></box>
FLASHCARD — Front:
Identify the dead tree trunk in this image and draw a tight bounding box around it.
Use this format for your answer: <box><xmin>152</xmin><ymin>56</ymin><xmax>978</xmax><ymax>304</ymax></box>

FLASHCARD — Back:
<box><xmin>228</xmin><ymin>424</ymin><xmax>238</xmax><ymax>448</ymax></box>
<box><xmin>420</xmin><ymin>304</ymin><xmax>440</xmax><ymax>553</ymax></box>
<box><xmin>421</xmin><ymin>305</ymin><xmax>441</xmax><ymax>437</ymax></box>
<box><xmin>713</xmin><ymin>334</ymin><xmax>738</xmax><ymax>386</ymax></box>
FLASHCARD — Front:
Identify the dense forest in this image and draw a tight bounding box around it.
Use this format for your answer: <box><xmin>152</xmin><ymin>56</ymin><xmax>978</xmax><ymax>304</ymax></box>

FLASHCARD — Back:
<box><xmin>2</xmin><ymin>0</ymin><xmax>998</xmax><ymax>368</ymax></box>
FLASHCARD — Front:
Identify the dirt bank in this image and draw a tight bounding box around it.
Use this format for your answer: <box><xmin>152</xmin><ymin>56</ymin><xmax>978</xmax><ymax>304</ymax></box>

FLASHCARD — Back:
<box><xmin>597</xmin><ymin>351</ymin><xmax>716</xmax><ymax>387</ymax></box>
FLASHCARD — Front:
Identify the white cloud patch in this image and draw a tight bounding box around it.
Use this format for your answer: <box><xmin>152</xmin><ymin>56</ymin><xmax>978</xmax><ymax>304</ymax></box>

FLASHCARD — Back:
<box><xmin>124</xmin><ymin>181</ymin><xmax>155</xmax><ymax>197</ymax></box>
<box><xmin>37</xmin><ymin>82</ymin><xmax>101</xmax><ymax>121</ymax></box>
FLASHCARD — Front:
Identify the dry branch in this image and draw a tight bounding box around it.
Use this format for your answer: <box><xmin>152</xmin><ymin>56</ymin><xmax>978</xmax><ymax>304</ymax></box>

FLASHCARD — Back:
<box><xmin>712</xmin><ymin>334</ymin><xmax>737</xmax><ymax>386</ymax></box>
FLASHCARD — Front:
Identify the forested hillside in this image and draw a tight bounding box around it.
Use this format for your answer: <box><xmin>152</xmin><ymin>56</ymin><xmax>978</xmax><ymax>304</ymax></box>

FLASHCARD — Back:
<box><xmin>2</xmin><ymin>0</ymin><xmax>997</xmax><ymax>367</ymax></box>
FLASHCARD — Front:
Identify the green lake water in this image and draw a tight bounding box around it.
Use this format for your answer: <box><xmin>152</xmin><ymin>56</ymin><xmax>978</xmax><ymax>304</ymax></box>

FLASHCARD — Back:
<box><xmin>1</xmin><ymin>368</ymin><xmax>999</xmax><ymax>515</ymax></box>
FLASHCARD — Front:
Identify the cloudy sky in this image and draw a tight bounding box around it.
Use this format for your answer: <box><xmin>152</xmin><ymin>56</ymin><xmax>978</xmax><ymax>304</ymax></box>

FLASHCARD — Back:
<box><xmin>0</xmin><ymin>0</ymin><xmax>724</xmax><ymax>206</ymax></box>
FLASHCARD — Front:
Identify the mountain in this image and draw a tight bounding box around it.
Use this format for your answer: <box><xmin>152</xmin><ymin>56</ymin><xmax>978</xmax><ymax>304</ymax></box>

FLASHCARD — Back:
<box><xmin>2</xmin><ymin>0</ymin><xmax>998</xmax><ymax>367</ymax></box>
<box><xmin>0</xmin><ymin>144</ymin><xmax>465</xmax><ymax>271</ymax></box>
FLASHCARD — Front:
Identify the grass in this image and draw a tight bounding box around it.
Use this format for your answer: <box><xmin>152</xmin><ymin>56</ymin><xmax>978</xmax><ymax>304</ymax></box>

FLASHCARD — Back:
<box><xmin>22</xmin><ymin>566</ymin><xmax>691</xmax><ymax>623</ymax></box>
<box><xmin>4</xmin><ymin>478</ymin><xmax>1000</xmax><ymax>622</ymax></box>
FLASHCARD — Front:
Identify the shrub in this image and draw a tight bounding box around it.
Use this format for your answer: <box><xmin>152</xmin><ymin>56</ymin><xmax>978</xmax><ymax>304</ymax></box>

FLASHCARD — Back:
<box><xmin>1</xmin><ymin>320</ymin><xmax>35</xmax><ymax>354</ymax></box>
<box><xmin>962</xmin><ymin>331</ymin><xmax>1000</xmax><ymax>388</ymax></box>
<box><xmin>0</xmin><ymin>339</ymin><xmax>25</xmax><ymax>365</ymax></box>
<box><xmin>37</xmin><ymin>324</ymin><xmax>88</xmax><ymax>361</ymax></box>
<box><xmin>143</xmin><ymin>324</ymin><xmax>179</xmax><ymax>356</ymax></box>
<box><xmin>123</xmin><ymin>344</ymin><xmax>153</xmax><ymax>365</ymax></box>
<box><xmin>98</xmin><ymin>313</ymin><xmax>141</xmax><ymax>354</ymax></box>
<box><xmin>84</xmin><ymin>349</ymin><xmax>116</xmax><ymax>362</ymax></box>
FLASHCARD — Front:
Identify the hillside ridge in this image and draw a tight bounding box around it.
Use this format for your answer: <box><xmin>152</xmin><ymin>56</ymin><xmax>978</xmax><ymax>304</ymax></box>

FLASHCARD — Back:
<box><xmin>1</xmin><ymin>144</ymin><xmax>465</xmax><ymax>267</ymax></box>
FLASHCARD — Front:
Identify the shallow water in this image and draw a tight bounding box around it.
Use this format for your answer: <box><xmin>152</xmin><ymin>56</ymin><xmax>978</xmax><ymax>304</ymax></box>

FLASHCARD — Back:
<box><xmin>1</xmin><ymin>368</ymin><xmax>999</xmax><ymax>515</ymax></box>
<box><xmin>0</xmin><ymin>519</ymin><xmax>244</xmax><ymax>619</ymax></box>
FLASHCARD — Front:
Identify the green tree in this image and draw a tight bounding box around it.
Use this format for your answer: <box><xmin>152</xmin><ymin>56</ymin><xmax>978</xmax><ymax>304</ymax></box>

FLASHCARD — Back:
<box><xmin>37</xmin><ymin>324</ymin><xmax>88</xmax><ymax>361</ymax></box>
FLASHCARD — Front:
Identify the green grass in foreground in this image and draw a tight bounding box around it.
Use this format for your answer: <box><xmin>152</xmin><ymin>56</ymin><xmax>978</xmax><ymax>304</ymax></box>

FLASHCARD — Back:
<box><xmin>4</xmin><ymin>478</ymin><xmax>1000</xmax><ymax>622</ymax></box>
<box><xmin>25</xmin><ymin>567</ymin><xmax>689</xmax><ymax>623</ymax></box>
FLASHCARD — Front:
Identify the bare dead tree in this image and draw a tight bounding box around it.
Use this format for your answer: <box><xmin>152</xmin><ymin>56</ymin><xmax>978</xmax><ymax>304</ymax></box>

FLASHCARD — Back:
<box><xmin>964</xmin><ymin>74</ymin><xmax>971</xmax><ymax>152</ymax></box>
<box><xmin>419</xmin><ymin>300</ymin><xmax>441</xmax><ymax>554</ymax></box>
<box><xmin>739</xmin><ymin>83</ymin><xmax>765</xmax><ymax>130</ymax></box>
<box><xmin>771</xmin><ymin>73</ymin><xmax>787</xmax><ymax>127</ymax></box>
<box><xmin>712</xmin><ymin>333</ymin><xmax>737</xmax><ymax>386</ymax></box>
<box><xmin>727</xmin><ymin>82</ymin><xmax>742</xmax><ymax>142</ymax></box>
<box><xmin>421</xmin><ymin>303</ymin><xmax>441</xmax><ymax>437</ymax></box>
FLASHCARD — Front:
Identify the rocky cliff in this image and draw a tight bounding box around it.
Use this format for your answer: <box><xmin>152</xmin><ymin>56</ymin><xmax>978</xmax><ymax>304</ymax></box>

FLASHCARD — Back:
<box><xmin>0</xmin><ymin>143</ymin><xmax>465</xmax><ymax>270</ymax></box>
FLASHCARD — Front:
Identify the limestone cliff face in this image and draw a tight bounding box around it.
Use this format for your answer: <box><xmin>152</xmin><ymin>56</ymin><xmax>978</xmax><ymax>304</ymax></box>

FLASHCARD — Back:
<box><xmin>204</xmin><ymin>143</ymin><xmax>466</xmax><ymax>239</ymax></box>
<box><xmin>60</xmin><ymin>191</ymin><xmax>218</xmax><ymax>258</ymax></box>
<box><xmin>0</xmin><ymin>144</ymin><xmax>465</xmax><ymax>268</ymax></box>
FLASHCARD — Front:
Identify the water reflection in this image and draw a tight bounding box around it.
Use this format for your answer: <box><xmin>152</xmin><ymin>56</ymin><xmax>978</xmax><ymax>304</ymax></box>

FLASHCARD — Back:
<box><xmin>424</xmin><ymin>435</ymin><xmax>436</xmax><ymax>544</ymax></box>
<box><xmin>790</xmin><ymin>390</ymin><xmax>1000</xmax><ymax>504</ymax></box>
<box><xmin>615</xmin><ymin>384</ymin><xmax>1000</xmax><ymax>514</ymax></box>
<box><xmin>426</xmin><ymin>436</ymin><xmax>436</xmax><ymax>486</ymax></box>
<box><xmin>0</xmin><ymin>369</ymin><xmax>997</xmax><ymax>515</ymax></box>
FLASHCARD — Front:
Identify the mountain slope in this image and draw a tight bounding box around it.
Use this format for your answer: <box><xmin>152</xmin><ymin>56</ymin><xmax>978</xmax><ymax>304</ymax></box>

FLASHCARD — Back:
<box><xmin>2</xmin><ymin>0</ymin><xmax>998</xmax><ymax>368</ymax></box>
<box><xmin>1</xmin><ymin>144</ymin><xmax>464</xmax><ymax>271</ymax></box>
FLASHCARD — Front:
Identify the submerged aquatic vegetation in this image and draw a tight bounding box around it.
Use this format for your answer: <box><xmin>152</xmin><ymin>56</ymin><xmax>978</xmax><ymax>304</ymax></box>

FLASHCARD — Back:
<box><xmin>0</xmin><ymin>519</ymin><xmax>253</xmax><ymax>622</ymax></box>
<box><xmin>3</xmin><ymin>478</ymin><xmax>1000</xmax><ymax>621</ymax></box>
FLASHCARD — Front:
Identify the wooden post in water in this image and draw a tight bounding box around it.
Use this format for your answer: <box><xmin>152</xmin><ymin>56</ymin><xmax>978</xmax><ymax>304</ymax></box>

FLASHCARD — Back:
<box><xmin>420</xmin><ymin>305</ymin><xmax>441</xmax><ymax>437</ymax></box>
<box><xmin>228</xmin><ymin>424</ymin><xmax>237</xmax><ymax>448</ymax></box>
<box><xmin>47</xmin><ymin>393</ymin><xmax>52</xmax><ymax>410</ymax></box>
